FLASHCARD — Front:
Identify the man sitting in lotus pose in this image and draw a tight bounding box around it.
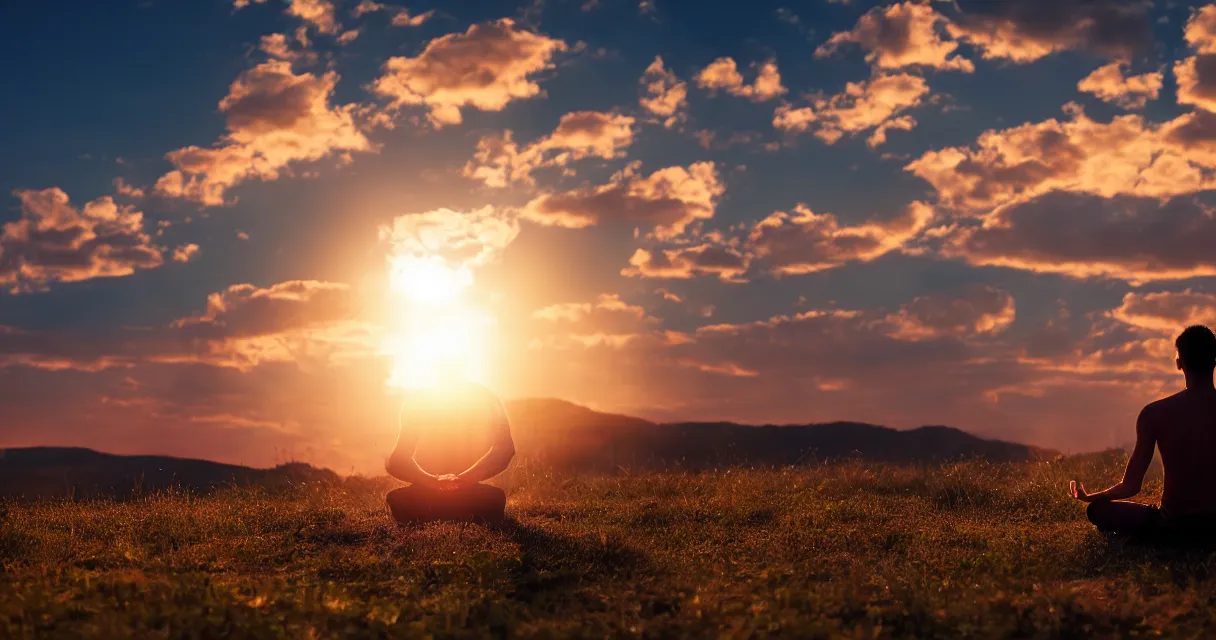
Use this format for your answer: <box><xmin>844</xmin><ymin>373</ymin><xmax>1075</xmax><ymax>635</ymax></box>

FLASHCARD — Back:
<box><xmin>1071</xmin><ymin>325</ymin><xmax>1216</xmax><ymax>538</ymax></box>
<box><xmin>385</xmin><ymin>373</ymin><xmax>515</xmax><ymax>524</ymax></box>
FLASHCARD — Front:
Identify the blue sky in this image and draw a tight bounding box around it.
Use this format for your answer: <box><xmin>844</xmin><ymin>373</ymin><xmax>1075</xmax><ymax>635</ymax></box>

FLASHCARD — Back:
<box><xmin>1</xmin><ymin>0</ymin><xmax>1213</xmax><ymax>473</ymax></box>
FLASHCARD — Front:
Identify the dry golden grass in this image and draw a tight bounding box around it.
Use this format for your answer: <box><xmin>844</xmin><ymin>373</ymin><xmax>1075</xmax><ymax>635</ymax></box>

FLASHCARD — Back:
<box><xmin>3</xmin><ymin>451</ymin><xmax>1214</xmax><ymax>638</ymax></box>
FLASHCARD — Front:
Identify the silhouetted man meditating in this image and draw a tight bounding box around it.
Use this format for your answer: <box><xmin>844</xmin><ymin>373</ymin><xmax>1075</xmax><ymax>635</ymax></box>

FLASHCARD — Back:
<box><xmin>385</xmin><ymin>378</ymin><xmax>514</xmax><ymax>524</ymax></box>
<box><xmin>1071</xmin><ymin>325</ymin><xmax>1216</xmax><ymax>539</ymax></box>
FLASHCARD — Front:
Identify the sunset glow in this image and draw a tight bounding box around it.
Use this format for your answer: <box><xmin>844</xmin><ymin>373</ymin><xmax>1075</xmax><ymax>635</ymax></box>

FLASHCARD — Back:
<box><xmin>3</xmin><ymin>0</ymin><xmax>1214</xmax><ymax>475</ymax></box>
<box><xmin>384</xmin><ymin>255</ymin><xmax>492</xmax><ymax>390</ymax></box>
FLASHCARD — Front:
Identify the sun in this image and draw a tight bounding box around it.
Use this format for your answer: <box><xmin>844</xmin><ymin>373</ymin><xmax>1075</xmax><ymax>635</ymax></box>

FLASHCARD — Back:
<box><xmin>383</xmin><ymin>255</ymin><xmax>492</xmax><ymax>390</ymax></box>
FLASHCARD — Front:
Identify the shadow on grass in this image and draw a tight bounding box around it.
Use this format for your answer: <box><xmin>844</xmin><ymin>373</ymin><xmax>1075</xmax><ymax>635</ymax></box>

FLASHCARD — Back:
<box><xmin>1078</xmin><ymin>533</ymin><xmax>1216</xmax><ymax>587</ymax></box>
<box><xmin>496</xmin><ymin>517</ymin><xmax>652</xmax><ymax>604</ymax></box>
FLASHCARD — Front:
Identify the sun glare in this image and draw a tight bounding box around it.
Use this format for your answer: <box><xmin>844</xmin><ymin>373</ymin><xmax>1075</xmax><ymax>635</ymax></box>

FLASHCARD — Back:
<box><xmin>383</xmin><ymin>255</ymin><xmax>492</xmax><ymax>390</ymax></box>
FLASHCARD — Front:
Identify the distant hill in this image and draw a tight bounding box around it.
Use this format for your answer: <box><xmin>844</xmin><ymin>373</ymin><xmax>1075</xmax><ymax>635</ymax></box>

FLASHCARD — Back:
<box><xmin>0</xmin><ymin>447</ymin><xmax>337</xmax><ymax>500</ymax></box>
<box><xmin>503</xmin><ymin>398</ymin><xmax>1054</xmax><ymax>472</ymax></box>
<box><xmin>0</xmin><ymin>400</ymin><xmax>1053</xmax><ymax>499</ymax></box>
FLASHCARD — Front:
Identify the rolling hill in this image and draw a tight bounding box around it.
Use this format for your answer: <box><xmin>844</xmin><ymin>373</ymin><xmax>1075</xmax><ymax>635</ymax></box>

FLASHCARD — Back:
<box><xmin>0</xmin><ymin>399</ymin><xmax>1053</xmax><ymax>499</ymax></box>
<box><xmin>504</xmin><ymin>398</ymin><xmax>1054</xmax><ymax>472</ymax></box>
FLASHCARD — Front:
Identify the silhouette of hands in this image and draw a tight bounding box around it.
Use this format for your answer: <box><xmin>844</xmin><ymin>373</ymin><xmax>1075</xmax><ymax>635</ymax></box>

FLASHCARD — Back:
<box><xmin>1069</xmin><ymin>480</ymin><xmax>1094</xmax><ymax>502</ymax></box>
<box><xmin>435</xmin><ymin>474</ymin><xmax>471</xmax><ymax>491</ymax></box>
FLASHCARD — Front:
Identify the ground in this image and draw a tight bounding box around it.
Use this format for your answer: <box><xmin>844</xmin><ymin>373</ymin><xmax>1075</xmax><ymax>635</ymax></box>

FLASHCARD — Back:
<box><xmin>3</xmin><ymin>453</ymin><xmax>1216</xmax><ymax>638</ymax></box>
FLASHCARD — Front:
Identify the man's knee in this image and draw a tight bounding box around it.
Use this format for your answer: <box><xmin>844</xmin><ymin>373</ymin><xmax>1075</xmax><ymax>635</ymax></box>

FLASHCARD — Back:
<box><xmin>478</xmin><ymin>485</ymin><xmax>506</xmax><ymax>510</ymax></box>
<box><xmin>1086</xmin><ymin>501</ymin><xmax>1108</xmax><ymax>527</ymax></box>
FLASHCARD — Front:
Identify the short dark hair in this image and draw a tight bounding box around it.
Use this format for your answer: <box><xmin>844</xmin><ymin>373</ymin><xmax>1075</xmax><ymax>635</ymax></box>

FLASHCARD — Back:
<box><xmin>1176</xmin><ymin>325</ymin><xmax>1216</xmax><ymax>372</ymax></box>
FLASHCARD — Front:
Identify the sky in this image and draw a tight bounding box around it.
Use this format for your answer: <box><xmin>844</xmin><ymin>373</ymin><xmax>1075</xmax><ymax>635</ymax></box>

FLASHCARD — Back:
<box><xmin>2</xmin><ymin>0</ymin><xmax>1215</xmax><ymax>474</ymax></box>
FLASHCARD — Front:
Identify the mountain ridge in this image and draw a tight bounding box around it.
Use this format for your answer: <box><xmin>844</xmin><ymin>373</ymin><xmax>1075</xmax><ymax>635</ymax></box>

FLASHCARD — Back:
<box><xmin>0</xmin><ymin>398</ymin><xmax>1056</xmax><ymax>499</ymax></box>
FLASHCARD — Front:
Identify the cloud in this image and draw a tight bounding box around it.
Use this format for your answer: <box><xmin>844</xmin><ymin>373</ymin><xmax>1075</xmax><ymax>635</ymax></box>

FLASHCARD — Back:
<box><xmin>259</xmin><ymin>33</ymin><xmax>317</xmax><ymax>64</ymax></box>
<box><xmin>773</xmin><ymin>73</ymin><xmax>929</xmax><ymax>145</ymax></box>
<box><xmin>519</xmin><ymin>162</ymin><xmax>723</xmax><ymax>238</ymax></box>
<box><xmin>946</xmin><ymin>0</ymin><xmax>1153</xmax><ymax>63</ymax></box>
<box><xmin>0</xmin><ymin>280</ymin><xmax>367</xmax><ymax>371</ymax></box>
<box><xmin>1175</xmin><ymin>8</ymin><xmax>1216</xmax><ymax>114</ymax></box>
<box><xmin>287</xmin><ymin>0</ymin><xmax>339</xmax><ymax>34</ymax></box>
<box><xmin>378</xmin><ymin>206</ymin><xmax>520</xmax><ymax>269</ymax></box>
<box><xmin>351</xmin><ymin>0</ymin><xmax>434</xmax><ymax>26</ymax></box>
<box><xmin>533</xmin><ymin>293</ymin><xmax>656</xmax><ymax>339</ymax></box>
<box><xmin>621</xmin><ymin>243</ymin><xmax>750</xmax><ymax>282</ymax></box>
<box><xmin>882</xmin><ymin>285</ymin><xmax>1016</xmax><ymax>341</ymax></box>
<box><xmin>1</xmin><ymin>188</ymin><xmax>167</xmax><ymax>293</ymax></box>
<box><xmin>1185</xmin><ymin>4</ymin><xmax>1216</xmax><ymax>54</ymax></box>
<box><xmin>1110</xmin><ymin>290</ymin><xmax>1216</xmax><ymax>333</ymax></box>
<box><xmin>391</xmin><ymin>9</ymin><xmax>433</xmax><ymax>27</ymax></box>
<box><xmin>1077</xmin><ymin>62</ymin><xmax>1162</xmax><ymax>109</ymax></box>
<box><xmin>372</xmin><ymin>18</ymin><xmax>567</xmax><ymax>127</ymax></box>
<box><xmin>154</xmin><ymin>61</ymin><xmax>371</xmax><ymax>206</ymax></box>
<box><xmin>695</xmin><ymin>58</ymin><xmax>788</xmax><ymax>102</ymax></box>
<box><xmin>172</xmin><ymin>243</ymin><xmax>200</xmax><ymax>263</ymax></box>
<box><xmin>747</xmin><ymin>201</ymin><xmax>933</xmax><ymax>275</ymax></box>
<box><xmin>463</xmin><ymin>111</ymin><xmax>636</xmax><ymax>187</ymax></box>
<box><xmin>940</xmin><ymin>191</ymin><xmax>1216</xmax><ymax>282</ymax></box>
<box><xmin>1174</xmin><ymin>55</ymin><xmax>1216</xmax><ymax>113</ymax></box>
<box><xmin>639</xmin><ymin>56</ymin><xmax>687</xmax><ymax>128</ymax></box>
<box><xmin>905</xmin><ymin>105</ymin><xmax>1216</xmax><ymax>212</ymax></box>
<box><xmin>817</xmin><ymin>2</ymin><xmax>974</xmax><ymax>72</ymax></box>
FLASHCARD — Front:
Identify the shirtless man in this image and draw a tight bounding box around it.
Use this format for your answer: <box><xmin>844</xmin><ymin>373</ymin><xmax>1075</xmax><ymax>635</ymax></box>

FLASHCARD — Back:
<box><xmin>1071</xmin><ymin>325</ymin><xmax>1216</xmax><ymax>537</ymax></box>
<box><xmin>385</xmin><ymin>377</ymin><xmax>515</xmax><ymax>524</ymax></box>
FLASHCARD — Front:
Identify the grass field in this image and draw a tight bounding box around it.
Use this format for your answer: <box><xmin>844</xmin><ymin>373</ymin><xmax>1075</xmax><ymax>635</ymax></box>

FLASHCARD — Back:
<box><xmin>3</xmin><ymin>452</ymin><xmax>1215</xmax><ymax>638</ymax></box>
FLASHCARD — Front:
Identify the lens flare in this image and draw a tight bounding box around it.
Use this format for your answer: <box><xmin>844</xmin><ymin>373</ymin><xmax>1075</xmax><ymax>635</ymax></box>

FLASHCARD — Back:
<box><xmin>383</xmin><ymin>255</ymin><xmax>491</xmax><ymax>390</ymax></box>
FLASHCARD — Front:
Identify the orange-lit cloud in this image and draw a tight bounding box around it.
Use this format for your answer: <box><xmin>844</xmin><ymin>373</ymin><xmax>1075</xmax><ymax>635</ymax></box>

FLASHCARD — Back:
<box><xmin>0</xmin><ymin>280</ymin><xmax>369</xmax><ymax>372</ymax></box>
<box><xmin>1</xmin><ymin>188</ymin><xmax>167</xmax><ymax>293</ymax></box>
<box><xmin>464</xmin><ymin>111</ymin><xmax>636</xmax><ymax>187</ymax></box>
<box><xmin>695</xmin><ymin>58</ymin><xmax>787</xmax><ymax>102</ymax></box>
<box><xmin>287</xmin><ymin>0</ymin><xmax>339</xmax><ymax>34</ymax></box>
<box><xmin>747</xmin><ymin>201</ymin><xmax>933</xmax><ymax>275</ymax></box>
<box><xmin>940</xmin><ymin>192</ymin><xmax>1216</xmax><ymax>282</ymax></box>
<box><xmin>773</xmin><ymin>73</ymin><xmax>929</xmax><ymax>145</ymax></box>
<box><xmin>1175</xmin><ymin>8</ymin><xmax>1216</xmax><ymax>114</ymax></box>
<box><xmin>882</xmin><ymin>285</ymin><xmax>1016</xmax><ymax>341</ymax></box>
<box><xmin>373</xmin><ymin>18</ymin><xmax>567</xmax><ymax>127</ymax></box>
<box><xmin>352</xmin><ymin>0</ymin><xmax>433</xmax><ymax>26</ymax></box>
<box><xmin>906</xmin><ymin>105</ymin><xmax>1216</xmax><ymax>212</ymax></box>
<box><xmin>817</xmin><ymin>2</ymin><xmax>974</xmax><ymax>72</ymax></box>
<box><xmin>622</xmin><ymin>243</ymin><xmax>750</xmax><ymax>282</ymax></box>
<box><xmin>946</xmin><ymin>1</ymin><xmax>1152</xmax><ymax>63</ymax></box>
<box><xmin>155</xmin><ymin>61</ymin><xmax>371</xmax><ymax>206</ymax></box>
<box><xmin>533</xmin><ymin>293</ymin><xmax>657</xmax><ymax>340</ymax></box>
<box><xmin>1077</xmin><ymin>62</ymin><xmax>1162</xmax><ymax>109</ymax></box>
<box><xmin>639</xmin><ymin>56</ymin><xmax>687</xmax><ymax>128</ymax></box>
<box><xmin>1110</xmin><ymin>290</ymin><xmax>1216</xmax><ymax>333</ymax></box>
<box><xmin>259</xmin><ymin>33</ymin><xmax>317</xmax><ymax>64</ymax></box>
<box><xmin>520</xmin><ymin>161</ymin><xmax>723</xmax><ymax>238</ymax></box>
<box><xmin>378</xmin><ymin>206</ymin><xmax>520</xmax><ymax>269</ymax></box>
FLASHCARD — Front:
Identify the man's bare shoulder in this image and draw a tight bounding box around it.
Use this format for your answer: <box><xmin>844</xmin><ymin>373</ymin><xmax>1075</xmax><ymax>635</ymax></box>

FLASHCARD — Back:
<box><xmin>1142</xmin><ymin>391</ymin><xmax>1188</xmax><ymax>419</ymax></box>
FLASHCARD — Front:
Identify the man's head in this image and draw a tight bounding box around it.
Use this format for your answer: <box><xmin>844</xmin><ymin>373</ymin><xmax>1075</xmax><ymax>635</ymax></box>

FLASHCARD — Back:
<box><xmin>1175</xmin><ymin>325</ymin><xmax>1216</xmax><ymax>374</ymax></box>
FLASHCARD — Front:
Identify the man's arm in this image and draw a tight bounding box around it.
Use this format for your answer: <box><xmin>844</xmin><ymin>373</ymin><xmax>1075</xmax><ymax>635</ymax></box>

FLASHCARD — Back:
<box><xmin>454</xmin><ymin>394</ymin><xmax>515</xmax><ymax>484</ymax></box>
<box><xmin>1071</xmin><ymin>406</ymin><xmax>1156</xmax><ymax>502</ymax></box>
<box><xmin>385</xmin><ymin>404</ymin><xmax>440</xmax><ymax>487</ymax></box>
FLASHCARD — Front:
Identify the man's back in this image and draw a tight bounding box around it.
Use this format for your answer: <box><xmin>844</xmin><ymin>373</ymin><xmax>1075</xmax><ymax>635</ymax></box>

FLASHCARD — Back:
<box><xmin>1151</xmin><ymin>388</ymin><xmax>1216</xmax><ymax>516</ymax></box>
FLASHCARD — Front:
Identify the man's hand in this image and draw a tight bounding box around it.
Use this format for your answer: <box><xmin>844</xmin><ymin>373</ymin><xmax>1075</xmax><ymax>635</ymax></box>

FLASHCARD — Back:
<box><xmin>435</xmin><ymin>474</ymin><xmax>473</xmax><ymax>491</ymax></box>
<box><xmin>1070</xmin><ymin>480</ymin><xmax>1095</xmax><ymax>502</ymax></box>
